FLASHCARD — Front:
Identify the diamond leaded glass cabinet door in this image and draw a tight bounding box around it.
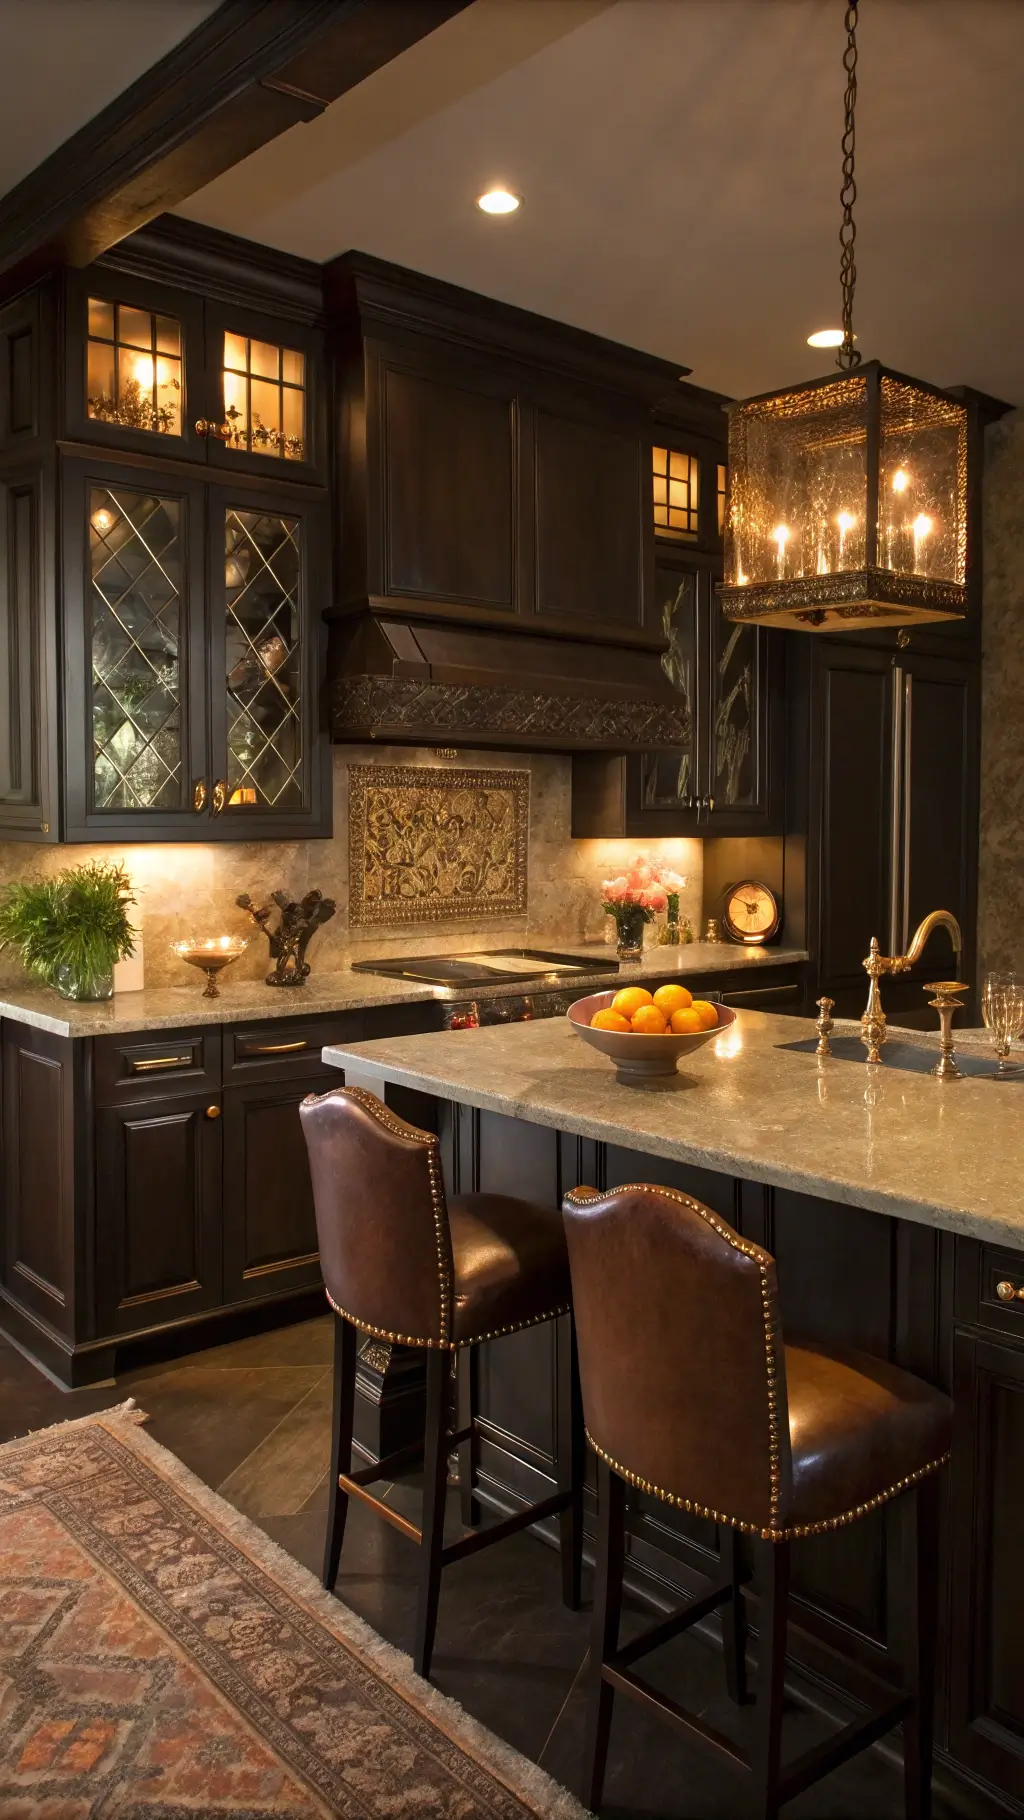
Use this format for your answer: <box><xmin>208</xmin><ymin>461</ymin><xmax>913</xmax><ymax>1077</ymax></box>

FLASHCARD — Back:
<box><xmin>63</xmin><ymin>460</ymin><xmax>207</xmax><ymax>838</ymax></box>
<box><xmin>209</xmin><ymin>493</ymin><xmax>326</xmax><ymax>832</ymax></box>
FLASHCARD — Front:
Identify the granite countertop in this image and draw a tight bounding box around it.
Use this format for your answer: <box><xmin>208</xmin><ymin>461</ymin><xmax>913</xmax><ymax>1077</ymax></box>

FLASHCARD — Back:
<box><xmin>0</xmin><ymin>942</ymin><xmax>807</xmax><ymax>1039</ymax></box>
<box><xmin>323</xmin><ymin>1009</ymin><xmax>1024</xmax><ymax>1252</ymax></box>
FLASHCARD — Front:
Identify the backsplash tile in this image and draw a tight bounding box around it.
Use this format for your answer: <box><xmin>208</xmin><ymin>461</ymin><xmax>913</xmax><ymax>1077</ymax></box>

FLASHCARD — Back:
<box><xmin>348</xmin><ymin>764</ymin><xmax>529</xmax><ymax>925</ymax></box>
<box><xmin>0</xmin><ymin>747</ymin><xmax>702</xmax><ymax>988</ymax></box>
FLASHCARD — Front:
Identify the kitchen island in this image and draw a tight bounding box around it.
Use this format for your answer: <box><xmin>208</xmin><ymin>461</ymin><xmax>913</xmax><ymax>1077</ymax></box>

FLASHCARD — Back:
<box><xmin>322</xmin><ymin>1011</ymin><xmax>1024</xmax><ymax>1816</ymax></box>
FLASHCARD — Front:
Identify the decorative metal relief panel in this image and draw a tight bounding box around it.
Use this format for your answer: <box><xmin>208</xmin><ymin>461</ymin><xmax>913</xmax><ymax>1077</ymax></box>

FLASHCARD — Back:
<box><xmin>349</xmin><ymin>765</ymin><xmax>529</xmax><ymax>925</ymax></box>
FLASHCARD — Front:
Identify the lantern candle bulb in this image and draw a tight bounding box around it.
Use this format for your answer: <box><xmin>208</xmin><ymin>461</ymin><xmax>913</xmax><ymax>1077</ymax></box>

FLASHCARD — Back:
<box><xmin>772</xmin><ymin>523</ymin><xmax>791</xmax><ymax>580</ymax></box>
<box><xmin>836</xmin><ymin>510</ymin><xmax>855</xmax><ymax>567</ymax></box>
<box><xmin>912</xmin><ymin>513</ymin><xmax>933</xmax><ymax>575</ymax></box>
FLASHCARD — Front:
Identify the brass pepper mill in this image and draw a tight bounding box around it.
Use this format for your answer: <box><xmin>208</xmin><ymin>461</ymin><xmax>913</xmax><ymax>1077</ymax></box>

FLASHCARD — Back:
<box><xmin>815</xmin><ymin>997</ymin><xmax>835</xmax><ymax>1058</ymax></box>
<box><xmin>926</xmin><ymin>981</ymin><xmax>970</xmax><ymax>1080</ymax></box>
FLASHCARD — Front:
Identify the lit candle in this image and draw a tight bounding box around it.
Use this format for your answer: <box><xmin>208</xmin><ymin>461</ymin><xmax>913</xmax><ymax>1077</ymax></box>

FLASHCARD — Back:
<box><xmin>912</xmin><ymin>513</ymin><xmax>933</xmax><ymax>574</ymax></box>
<box><xmin>836</xmin><ymin>510</ymin><xmax>855</xmax><ymax>568</ymax></box>
<box><xmin>892</xmin><ymin>468</ymin><xmax>910</xmax><ymax>496</ymax></box>
<box><xmin>772</xmin><ymin>523</ymin><xmax>791</xmax><ymax>580</ymax></box>
<box><xmin>888</xmin><ymin>471</ymin><xmax>912</xmax><ymax>569</ymax></box>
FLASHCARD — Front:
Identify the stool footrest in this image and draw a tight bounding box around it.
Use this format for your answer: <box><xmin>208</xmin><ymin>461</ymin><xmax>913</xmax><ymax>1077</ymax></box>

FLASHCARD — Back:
<box><xmin>611</xmin><ymin>1579</ymin><xmax>736</xmax><ymax>1671</ymax></box>
<box><xmin>777</xmin><ymin>1692</ymin><xmax>913</xmax><ymax>1805</ymax></box>
<box><xmin>338</xmin><ymin>1475</ymin><xmax>423</xmax><ymax>1544</ymax></box>
<box><xmin>603</xmin><ymin>1664</ymin><xmax>748</xmax><ymax>1770</ymax></box>
<box><xmin>441</xmin><ymin>1490</ymin><xmax>572</xmax><ymax>1567</ymax></box>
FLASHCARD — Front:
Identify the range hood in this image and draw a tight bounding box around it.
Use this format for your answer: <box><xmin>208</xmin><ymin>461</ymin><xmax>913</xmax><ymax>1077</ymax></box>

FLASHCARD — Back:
<box><xmin>329</xmin><ymin>614</ymin><xmax>691</xmax><ymax>752</ymax></box>
<box><xmin>325</xmin><ymin>252</ymin><xmax>697</xmax><ymax>753</ymax></box>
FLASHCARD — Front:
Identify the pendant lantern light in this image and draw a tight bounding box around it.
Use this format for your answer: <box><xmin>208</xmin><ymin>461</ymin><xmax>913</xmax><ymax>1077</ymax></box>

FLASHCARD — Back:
<box><xmin>719</xmin><ymin>4</ymin><xmax>973</xmax><ymax>633</ymax></box>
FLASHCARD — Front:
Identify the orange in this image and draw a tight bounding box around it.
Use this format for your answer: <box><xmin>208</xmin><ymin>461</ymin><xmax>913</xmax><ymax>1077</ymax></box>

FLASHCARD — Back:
<box><xmin>690</xmin><ymin>1000</ymin><xmax>719</xmax><ymax>1030</ymax></box>
<box><xmin>612</xmin><ymin>985</ymin><xmax>654</xmax><ymax>1019</ymax></box>
<box><xmin>670</xmin><ymin>1007</ymin><xmax>703</xmax><ymax>1034</ymax></box>
<box><xmin>591</xmin><ymin>1008</ymin><xmax>631</xmax><ymax>1032</ymax></box>
<box><xmin>652</xmin><ymin>983</ymin><xmax>692</xmax><ymax>1016</ymax></box>
<box><xmin>630</xmin><ymin>1004</ymin><xmax>668</xmax><ymax>1034</ymax></box>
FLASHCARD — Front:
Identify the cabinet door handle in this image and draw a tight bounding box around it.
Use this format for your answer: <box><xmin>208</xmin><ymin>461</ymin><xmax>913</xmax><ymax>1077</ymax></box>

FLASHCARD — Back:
<box><xmin>206</xmin><ymin>1104</ymin><xmax>222</xmax><ymax>1119</ymax></box>
<box><xmin>195</xmin><ymin>418</ymin><xmax>231</xmax><ymax>441</ymax></box>
<box><xmin>242</xmin><ymin>1039</ymin><xmax>308</xmax><ymax>1055</ymax></box>
<box><xmin>130</xmin><ymin>1053</ymin><xmax>193</xmax><ymax>1074</ymax></box>
<box><xmin>193</xmin><ymin>779</ymin><xmax>208</xmax><ymax>813</ymax></box>
<box><xmin>996</xmin><ymin>1280</ymin><xmax>1024</xmax><ymax>1302</ymax></box>
<box><xmin>211</xmin><ymin>779</ymin><xmax>228</xmax><ymax>816</ymax></box>
<box><xmin>708</xmin><ymin>796</ymin><xmax>715</xmax><ymax>813</ymax></box>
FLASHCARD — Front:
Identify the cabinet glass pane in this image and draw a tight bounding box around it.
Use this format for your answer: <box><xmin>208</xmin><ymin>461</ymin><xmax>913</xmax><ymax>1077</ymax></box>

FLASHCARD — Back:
<box><xmin>224</xmin><ymin>509</ymin><xmax>302</xmax><ymax>809</ymax></box>
<box><xmin>222</xmin><ymin>334</ymin><xmax>305</xmax><ymax>461</ymax></box>
<box><xmin>654</xmin><ymin>445</ymin><xmax>699</xmax><ymax>540</ymax></box>
<box><xmin>87</xmin><ymin>299</ymin><xmax>182</xmax><ymax>435</ymax></box>
<box><xmin>89</xmin><ymin>487</ymin><xmax>184</xmax><ymax>810</ymax></box>
<box><xmin>710</xmin><ymin>608</ymin><xmax>758</xmax><ymax>809</ymax></box>
<box><xmin>640</xmin><ymin>568</ymin><xmax>699</xmax><ymax>809</ymax></box>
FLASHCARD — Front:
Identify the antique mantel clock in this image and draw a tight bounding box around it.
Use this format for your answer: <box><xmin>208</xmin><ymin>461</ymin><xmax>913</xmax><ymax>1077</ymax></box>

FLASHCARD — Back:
<box><xmin>722</xmin><ymin>880</ymin><xmax>781</xmax><ymax>946</ymax></box>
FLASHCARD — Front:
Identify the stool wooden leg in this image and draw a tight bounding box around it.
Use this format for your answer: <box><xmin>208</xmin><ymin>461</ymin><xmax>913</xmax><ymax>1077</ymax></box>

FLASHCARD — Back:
<box><xmin>322</xmin><ymin>1313</ymin><xmax>357</xmax><ymax>1592</ymax></box>
<box><xmin>752</xmin><ymin>1540</ymin><xmax>790</xmax><ymax>1820</ymax></box>
<box><xmin>721</xmin><ymin>1524</ymin><xmax>748</xmax><ymax>1705</ymax></box>
<box><xmin>559</xmin><ymin>1313</ymin><xmax>585</xmax><ymax>1611</ymax></box>
<box><xmin>583</xmin><ymin>1460</ymin><xmax>625</xmax><ymax>1814</ymax></box>
<box><xmin>457</xmin><ymin>1344</ymin><xmax>481</xmax><ymax>1527</ymax></box>
<box><xmin>414</xmin><ymin>1348</ymin><xmax>450</xmax><ymax>1681</ymax></box>
<box><xmin>903</xmin><ymin>1474</ymin><xmax>940</xmax><ymax>1820</ymax></box>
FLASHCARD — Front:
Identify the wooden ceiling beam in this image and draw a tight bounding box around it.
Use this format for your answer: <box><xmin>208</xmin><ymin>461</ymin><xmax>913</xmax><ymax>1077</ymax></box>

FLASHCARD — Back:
<box><xmin>0</xmin><ymin>0</ymin><xmax>471</xmax><ymax>287</ymax></box>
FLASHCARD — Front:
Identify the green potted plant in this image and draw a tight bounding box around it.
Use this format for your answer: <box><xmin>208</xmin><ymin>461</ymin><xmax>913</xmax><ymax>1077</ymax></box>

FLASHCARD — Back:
<box><xmin>0</xmin><ymin>860</ymin><xmax>136</xmax><ymax>1000</ymax></box>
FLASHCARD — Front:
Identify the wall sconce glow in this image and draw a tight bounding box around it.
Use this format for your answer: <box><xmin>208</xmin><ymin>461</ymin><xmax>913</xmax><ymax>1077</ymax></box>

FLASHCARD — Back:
<box><xmin>806</xmin><ymin>328</ymin><xmax>848</xmax><ymax>349</ymax></box>
<box><xmin>476</xmin><ymin>187</ymin><xmax>522</xmax><ymax>215</ymax></box>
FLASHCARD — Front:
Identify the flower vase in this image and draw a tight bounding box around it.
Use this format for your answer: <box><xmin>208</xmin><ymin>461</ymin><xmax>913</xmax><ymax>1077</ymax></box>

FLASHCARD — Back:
<box><xmin>51</xmin><ymin>961</ymin><xmax>114</xmax><ymax>1001</ymax></box>
<box><xmin>658</xmin><ymin>892</ymin><xmax>682</xmax><ymax>946</ymax></box>
<box><xmin>612</xmin><ymin>905</ymin><xmax>648</xmax><ymax>963</ymax></box>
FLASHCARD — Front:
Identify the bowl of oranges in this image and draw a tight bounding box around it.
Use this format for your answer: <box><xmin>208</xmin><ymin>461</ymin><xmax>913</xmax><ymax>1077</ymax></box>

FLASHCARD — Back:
<box><xmin>567</xmin><ymin>983</ymin><xmax>735</xmax><ymax>1082</ymax></box>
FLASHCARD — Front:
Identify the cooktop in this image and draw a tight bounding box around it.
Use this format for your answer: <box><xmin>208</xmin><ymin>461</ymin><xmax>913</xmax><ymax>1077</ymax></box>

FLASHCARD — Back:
<box><xmin>349</xmin><ymin>948</ymin><xmax>616</xmax><ymax>988</ymax></box>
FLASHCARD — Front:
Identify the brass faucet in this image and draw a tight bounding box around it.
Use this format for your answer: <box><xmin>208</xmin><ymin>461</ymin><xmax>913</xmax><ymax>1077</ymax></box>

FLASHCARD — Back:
<box><xmin>861</xmin><ymin>910</ymin><xmax>963</xmax><ymax>1063</ymax></box>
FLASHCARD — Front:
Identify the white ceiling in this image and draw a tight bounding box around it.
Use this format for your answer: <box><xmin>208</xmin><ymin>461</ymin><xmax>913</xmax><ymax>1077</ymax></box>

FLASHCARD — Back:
<box><xmin>0</xmin><ymin>0</ymin><xmax>218</xmax><ymax>194</ymax></box>
<box><xmin>173</xmin><ymin>0</ymin><xmax>1024</xmax><ymax>406</ymax></box>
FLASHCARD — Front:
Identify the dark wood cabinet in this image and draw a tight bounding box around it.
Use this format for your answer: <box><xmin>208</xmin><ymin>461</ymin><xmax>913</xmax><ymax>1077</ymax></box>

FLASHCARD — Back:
<box><xmin>0</xmin><ymin>1001</ymin><xmax>443</xmax><ymax>1386</ymax></box>
<box><xmin>571</xmin><ymin>560</ymin><xmax>784</xmax><ymax>840</ymax></box>
<box><xmin>0</xmin><ymin>219</ymin><xmax>332</xmax><ymax>843</ymax></box>
<box><xmin>792</xmin><ymin>639</ymin><xmax>978</xmax><ymax>1018</ymax></box>
<box><xmin>948</xmin><ymin>1329</ymin><xmax>1024</xmax><ymax>1799</ymax></box>
<box><xmin>222</xmin><ymin>1076</ymin><xmax>326</xmax><ymax>1303</ymax></box>
<box><xmin>95</xmin><ymin>1092</ymin><xmax>222</xmax><ymax>1335</ymax></box>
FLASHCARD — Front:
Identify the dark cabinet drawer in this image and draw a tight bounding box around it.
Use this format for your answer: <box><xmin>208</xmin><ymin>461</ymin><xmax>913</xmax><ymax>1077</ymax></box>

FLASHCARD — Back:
<box><xmin>956</xmin><ymin>1237</ymin><xmax>1024</xmax><ymax>1339</ymax></box>
<box><xmin>223</xmin><ymin>1013</ymin><xmax>367</xmax><ymax>1082</ymax></box>
<box><xmin>93</xmin><ymin>1028</ymin><xmax>220</xmax><ymax>1104</ymax></box>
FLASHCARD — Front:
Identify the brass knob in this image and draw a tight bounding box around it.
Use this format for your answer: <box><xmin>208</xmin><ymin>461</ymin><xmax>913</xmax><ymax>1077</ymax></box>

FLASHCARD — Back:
<box><xmin>708</xmin><ymin>796</ymin><xmax>715</xmax><ymax>813</ymax></box>
<box><xmin>211</xmin><ymin>779</ymin><xmax>228</xmax><ymax>816</ymax></box>
<box><xmin>193</xmin><ymin>779</ymin><xmax>207</xmax><ymax>813</ymax></box>
<box><xmin>206</xmin><ymin>1104</ymin><xmax>221</xmax><ymax>1119</ymax></box>
<box><xmin>195</xmin><ymin>418</ymin><xmax>230</xmax><ymax>440</ymax></box>
<box><xmin>996</xmin><ymin>1280</ymin><xmax>1024</xmax><ymax>1302</ymax></box>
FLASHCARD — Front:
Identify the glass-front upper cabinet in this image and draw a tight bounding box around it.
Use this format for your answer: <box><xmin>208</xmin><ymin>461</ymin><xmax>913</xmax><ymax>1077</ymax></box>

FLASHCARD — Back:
<box><xmin>207</xmin><ymin>486</ymin><xmax>329</xmax><ymax>837</ymax></box>
<box><xmin>61</xmin><ymin>458</ymin><xmax>329</xmax><ymax>841</ymax></box>
<box><xmin>66</xmin><ymin>279</ymin><xmax>323</xmax><ymax>477</ymax></box>
<box><xmin>640</xmin><ymin>565</ymin><xmax>701</xmax><ymax>816</ymax></box>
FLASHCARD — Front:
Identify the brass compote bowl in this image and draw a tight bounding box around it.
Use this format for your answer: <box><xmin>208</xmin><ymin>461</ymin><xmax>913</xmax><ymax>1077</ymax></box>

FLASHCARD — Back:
<box><xmin>171</xmin><ymin>936</ymin><xmax>249</xmax><ymax>999</ymax></box>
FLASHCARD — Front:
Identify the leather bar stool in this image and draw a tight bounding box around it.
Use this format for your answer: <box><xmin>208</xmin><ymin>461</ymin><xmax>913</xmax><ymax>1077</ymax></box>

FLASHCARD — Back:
<box><xmin>562</xmin><ymin>1182</ymin><xmax>953</xmax><ymax>1820</ymax></box>
<box><xmin>300</xmin><ymin>1084</ymin><xmax>584</xmax><ymax>1680</ymax></box>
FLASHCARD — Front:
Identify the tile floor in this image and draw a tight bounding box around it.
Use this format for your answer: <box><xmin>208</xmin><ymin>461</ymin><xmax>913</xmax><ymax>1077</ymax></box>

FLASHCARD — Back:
<box><xmin>0</xmin><ymin>1317</ymin><xmax>976</xmax><ymax>1820</ymax></box>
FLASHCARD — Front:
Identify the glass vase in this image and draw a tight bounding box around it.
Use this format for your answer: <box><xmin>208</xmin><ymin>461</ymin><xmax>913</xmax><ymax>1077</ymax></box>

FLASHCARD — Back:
<box><xmin>612</xmin><ymin>906</ymin><xmax>648</xmax><ymax>963</ymax></box>
<box><xmin>50</xmin><ymin>960</ymin><xmax>115</xmax><ymax>1001</ymax></box>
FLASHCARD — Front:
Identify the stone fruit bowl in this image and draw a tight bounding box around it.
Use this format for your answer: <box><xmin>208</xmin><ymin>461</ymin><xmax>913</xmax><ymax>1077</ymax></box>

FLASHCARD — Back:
<box><xmin>568</xmin><ymin>989</ymin><xmax>736</xmax><ymax>1083</ymax></box>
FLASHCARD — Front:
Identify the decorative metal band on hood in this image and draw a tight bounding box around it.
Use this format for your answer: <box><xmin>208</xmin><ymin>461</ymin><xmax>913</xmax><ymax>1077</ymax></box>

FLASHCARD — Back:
<box><xmin>331</xmin><ymin>672</ymin><xmax>692</xmax><ymax>750</ymax></box>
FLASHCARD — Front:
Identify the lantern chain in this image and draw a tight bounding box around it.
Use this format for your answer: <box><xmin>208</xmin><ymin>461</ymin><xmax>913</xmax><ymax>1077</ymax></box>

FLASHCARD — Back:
<box><xmin>837</xmin><ymin>1</ymin><xmax>861</xmax><ymax>369</ymax></box>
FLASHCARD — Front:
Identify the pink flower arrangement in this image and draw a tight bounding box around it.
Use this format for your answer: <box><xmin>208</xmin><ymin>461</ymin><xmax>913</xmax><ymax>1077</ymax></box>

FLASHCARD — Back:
<box><xmin>601</xmin><ymin>855</ymin><xmax>688</xmax><ymax>924</ymax></box>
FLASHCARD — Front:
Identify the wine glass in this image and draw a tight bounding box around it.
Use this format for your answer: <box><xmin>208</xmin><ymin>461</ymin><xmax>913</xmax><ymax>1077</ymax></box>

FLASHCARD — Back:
<box><xmin>981</xmin><ymin>972</ymin><xmax>1024</xmax><ymax>1077</ymax></box>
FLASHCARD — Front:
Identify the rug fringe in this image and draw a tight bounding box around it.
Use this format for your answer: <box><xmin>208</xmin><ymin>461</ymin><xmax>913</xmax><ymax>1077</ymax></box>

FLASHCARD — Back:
<box><xmin>84</xmin><ymin>1408</ymin><xmax>593</xmax><ymax>1820</ymax></box>
<box><xmin>20</xmin><ymin>1398</ymin><xmax>149</xmax><ymax>1439</ymax></box>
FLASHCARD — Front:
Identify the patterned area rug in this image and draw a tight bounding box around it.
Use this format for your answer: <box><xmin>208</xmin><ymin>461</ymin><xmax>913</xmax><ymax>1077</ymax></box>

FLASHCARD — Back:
<box><xmin>0</xmin><ymin>1404</ymin><xmax>589</xmax><ymax>1818</ymax></box>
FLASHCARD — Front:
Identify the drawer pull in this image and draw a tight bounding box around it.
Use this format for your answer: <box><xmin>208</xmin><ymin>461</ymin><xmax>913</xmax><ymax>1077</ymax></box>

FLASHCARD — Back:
<box><xmin>242</xmin><ymin>1038</ymin><xmax>309</xmax><ymax>1055</ymax></box>
<box><xmin>996</xmin><ymin>1280</ymin><xmax>1024</xmax><ymax>1303</ymax></box>
<box><xmin>206</xmin><ymin>1104</ymin><xmax>221</xmax><ymax>1119</ymax></box>
<box><xmin>129</xmin><ymin>1053</ymin><xmax>193</xmax><ymax>1074</ymax></box>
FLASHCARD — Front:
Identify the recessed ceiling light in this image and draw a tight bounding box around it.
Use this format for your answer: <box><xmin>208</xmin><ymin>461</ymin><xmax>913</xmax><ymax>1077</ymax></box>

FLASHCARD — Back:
<box><xmin>477</xmin><ymin>187</ymin><xmax>522</xmax><ymax>216</ymax></box>
<box><xmin>807</xmin><ymin>328</ymin><xmax>850</xmax><ymax>349</ymax></box>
